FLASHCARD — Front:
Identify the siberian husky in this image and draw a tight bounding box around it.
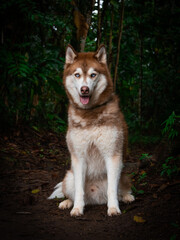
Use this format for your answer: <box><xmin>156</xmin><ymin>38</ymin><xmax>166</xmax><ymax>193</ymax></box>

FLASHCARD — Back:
<box><xmin>48</xmin><ymin>44</ymin><xmax>134</xmax><ymax>216</ymax></box>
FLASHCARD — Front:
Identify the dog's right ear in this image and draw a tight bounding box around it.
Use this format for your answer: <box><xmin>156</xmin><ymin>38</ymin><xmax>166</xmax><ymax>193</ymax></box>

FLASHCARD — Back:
<box><xmin>65</xmin><ymin>45</ymin><xmax>77</xmax><ymax>64</ymax></box>
<box><xmin>94</xmin><ymin>44</ymin><xmax>107</xmax><ymax>64</ymax></box>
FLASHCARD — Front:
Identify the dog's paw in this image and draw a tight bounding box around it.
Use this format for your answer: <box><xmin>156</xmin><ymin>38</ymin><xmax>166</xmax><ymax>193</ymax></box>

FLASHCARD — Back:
<box><xmin>70</xmin><ymin>207</ymin><xmax>83</xmax><ymax>217</ymax></box>
<box><xmin>59</xmin><ymin>199</ymin><xmax>73</xmax><ymax>210</ymax></box>
<box><xmin>122</xmin><ymin>194</ymin><xmax>135</xmax><ymax>203</ymax></box>
<box><xmin>108</xmin><ymin>207</ymin><xmax>121</xmax><ymax>216</ymax></box>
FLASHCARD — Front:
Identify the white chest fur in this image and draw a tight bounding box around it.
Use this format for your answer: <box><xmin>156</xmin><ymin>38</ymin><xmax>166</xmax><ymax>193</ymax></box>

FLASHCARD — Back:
<box><xmin>67</xmin><ymin>125</ymin><xmax>123</xmax><ymax>179</ymax></box>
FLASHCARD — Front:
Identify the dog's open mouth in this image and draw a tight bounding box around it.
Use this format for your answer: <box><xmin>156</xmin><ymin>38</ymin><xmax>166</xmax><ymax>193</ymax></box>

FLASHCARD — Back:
<box><xmin>80</xmin><ymin>96</ymin><xmax>90</xmax><ymax>105</ymax></box>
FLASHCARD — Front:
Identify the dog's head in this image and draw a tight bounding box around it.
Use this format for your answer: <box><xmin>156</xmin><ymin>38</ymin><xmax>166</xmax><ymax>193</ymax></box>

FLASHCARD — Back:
<box><xmin>63</xmin><ymin>45</ymin><xmax>113</xmax><ymax>109</ymax></box>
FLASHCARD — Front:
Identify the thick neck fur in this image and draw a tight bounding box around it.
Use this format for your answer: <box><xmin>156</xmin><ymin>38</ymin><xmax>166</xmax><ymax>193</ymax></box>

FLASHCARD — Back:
<box><xmin>68</xmin><ymin>94</ymin><xmax>122</xmax><ymax>129</ymax></box>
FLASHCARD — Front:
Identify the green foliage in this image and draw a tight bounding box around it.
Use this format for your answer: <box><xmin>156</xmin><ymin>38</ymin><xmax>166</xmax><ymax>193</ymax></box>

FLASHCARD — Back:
<box><xmin>0</xmin><ymin>0</ymin><xmax>73</xmax><ymax>130</ymax></box>
<box><xmin>139</xmin><ymin>153</ymin><xmax>152</xmax><ymax>162</ymax></box>
<box><xmin>162</xmin><ymin>112</ymin><xmax>179</xmax><ymax>140</ymax></box>
<box><xmin>107</xmin><ymin>0</ymin><xmax>179</xmax><ymax>131</ymax></box>
<box><xmin>0</xmin><ymin>0</ymin><xmax>179</xmax><ymax>136</ymax></box>
<box><xmin>170</xmin><ymin>234</ymin><xmax>177</xmax><ymax>240</ymax></box>
<box><xmin>138</xmin><ymin>172</ymin><xmax>147</xmax><ymax>182</ymax></box>
<box><xmin>46</xmin><ymin>114</ymin><xmax>67</xmax><ymax>133</ymax></box>
<box><xmin>131</xmin><ymin>185</ymin><xmax>144</xmax><ymax>195</ymax></box>
<box><xmin>171</xmin><ymin>222</ymin><xmax>180</xmax><ymax>229</ymax></box>
<box><xmin>161</xmin><ymin>156</ymin><xmax>179</xmax><ymax>178</ymax></box>
<box><xmin>170</xmin><ymin>222</ymin><xmax>180</xmax><ymax>240</ymax></box>
<box><xmin>160</xmin><ymin>113</ymin><xmax>179</xmax><ymax>178</ymax></box>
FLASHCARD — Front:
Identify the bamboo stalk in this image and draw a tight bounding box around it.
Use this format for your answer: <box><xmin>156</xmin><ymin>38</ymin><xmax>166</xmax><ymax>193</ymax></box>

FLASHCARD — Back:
<box><xmin>113</xmin><ymin>0</ymin><xmax>124</xmax><ymax>91</ymax></box>
<box><xmin>97</xmin><ymin>0</ymin><xmax>101</xmax><ymax>48</ymax></box>
<box><xmin>108</xmin><ymin>5</ymin><xmax>114</xmax><ymax>72</ymax></box>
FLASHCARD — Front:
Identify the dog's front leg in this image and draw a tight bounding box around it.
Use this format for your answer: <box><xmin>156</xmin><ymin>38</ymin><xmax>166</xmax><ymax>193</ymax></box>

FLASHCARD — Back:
<box><xmin>70</xmin><ymin>154</ymin><xmax>86</xmax><ymax>217</ymax></box>
<box><xmin>105</xmin><ymin>155</ymin><xmax>123</xmax><ymax>216</ymax></box>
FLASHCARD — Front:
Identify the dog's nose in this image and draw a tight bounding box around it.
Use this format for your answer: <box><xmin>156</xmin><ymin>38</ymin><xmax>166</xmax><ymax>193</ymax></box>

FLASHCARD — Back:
<box><xmin>81</xmin><ymin>86</ymin><xmax>89</xmax><ymax>94</ymax></box>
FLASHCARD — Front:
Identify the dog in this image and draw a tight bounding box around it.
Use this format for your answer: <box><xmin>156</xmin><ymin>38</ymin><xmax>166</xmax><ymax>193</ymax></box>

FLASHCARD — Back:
<box><xmin>48</xmin><ymin>44</ymin><xmax>134</xmax><ymax>216</ymax></box>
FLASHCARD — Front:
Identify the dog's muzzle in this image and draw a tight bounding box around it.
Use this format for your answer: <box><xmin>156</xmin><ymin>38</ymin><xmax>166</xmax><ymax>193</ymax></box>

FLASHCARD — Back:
<box><xmin>80</xmin><ymin>86</ymin><xmax>90</xmax><ymax>105</ymax></box>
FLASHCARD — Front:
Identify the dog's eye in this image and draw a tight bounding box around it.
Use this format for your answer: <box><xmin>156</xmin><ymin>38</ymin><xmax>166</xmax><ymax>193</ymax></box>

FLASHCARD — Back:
<box><xmin>91</xmin><ymin>73</ymin><xmax>96</xmax><ymax>78</ymax></box>
<box><xmin>75</xmin><ymin>73</ymin><xmax>80</xmax><ymax>78</ymax></box>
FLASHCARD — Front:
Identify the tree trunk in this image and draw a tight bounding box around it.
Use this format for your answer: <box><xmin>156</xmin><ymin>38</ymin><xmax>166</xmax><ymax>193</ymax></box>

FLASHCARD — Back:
<box><xmin>80</xmin><ymin>0</ymin><xmax>95</xmax><ymax>51</ymax></box>
<box><xmin>139</xmin><ymin>29</ymin><xmax>143</xmax><ymax>126</ymax></box>
<box><xmin>108</xmin><ymin>5</ymin><xmax>114</xmax><ymax>72</ymax></box>
<box><xmin>97</xmin><ymin>0</ymin><xmax>101</xmax><ymax>48</ymax></box>
<box><xmin>100</xmin><ymin>0</ymin><xmax>109</xmax><ymax>34</ymax></box>
<box><xmin>113</xmin><ymin>0</ymin><xmax>124</xmax><ymax>91</ymax></box>
<box><xmin>72</xmin><ymin>0</ymin><xmax>95</xmax><ymax>52</ymax></box>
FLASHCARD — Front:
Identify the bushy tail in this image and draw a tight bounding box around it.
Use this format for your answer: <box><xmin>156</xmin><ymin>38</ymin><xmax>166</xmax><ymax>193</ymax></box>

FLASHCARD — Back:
<box><xmin>48</xmin><ymin>182</ymin><xmax>64</xmax><ymax>199</ymax></box>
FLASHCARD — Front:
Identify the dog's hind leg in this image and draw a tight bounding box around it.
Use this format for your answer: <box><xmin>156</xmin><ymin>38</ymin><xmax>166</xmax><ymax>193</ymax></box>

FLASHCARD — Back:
<box><xmin>118</xmin><ymin>173</ymin><xmax>135</xmax><ymax>203</ymax></box>
<box><xmin>59</xmin><ymin>199</ymin><xmax>73</xmax><ymax>209</ymax></box>
<box><xmin>61</xmin><ymin>170</ymin><xmax>75</xmax><ymax>201</ymax></box>
<box><xmin>60</xmin><ymin>171</ymin><xmax>108</xmax><ymax>207</ymax></box>
<box><xmin>58</xmin><ymin>170</ymin><xmax>75</xmax><ymax>210</ymax></box>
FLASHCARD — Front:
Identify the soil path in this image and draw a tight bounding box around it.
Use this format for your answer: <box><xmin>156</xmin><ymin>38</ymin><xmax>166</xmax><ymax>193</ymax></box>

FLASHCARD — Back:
<box><xmin>0</xmin><ymin>128</ymin><xmax>179</xmax><ymax>240</ymax></box>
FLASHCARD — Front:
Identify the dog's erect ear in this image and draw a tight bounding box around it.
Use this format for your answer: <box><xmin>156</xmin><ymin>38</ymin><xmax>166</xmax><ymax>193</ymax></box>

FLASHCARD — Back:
<box><xmin>65</xmin><ymin>44</ymin><xmax>77</xmax><ymax>64</ymax></box>
<box><xmin>94</xmin><ymin>44</ymin><xmax>107</xmax><ymax>64</ymax></box>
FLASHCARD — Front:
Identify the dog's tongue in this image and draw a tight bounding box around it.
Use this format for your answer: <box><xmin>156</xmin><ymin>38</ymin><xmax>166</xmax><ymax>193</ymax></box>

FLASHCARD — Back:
<box><xmin>80</xmin><ymin>96</ymin><xmax>90</xmax><ymax>105</ymax></box>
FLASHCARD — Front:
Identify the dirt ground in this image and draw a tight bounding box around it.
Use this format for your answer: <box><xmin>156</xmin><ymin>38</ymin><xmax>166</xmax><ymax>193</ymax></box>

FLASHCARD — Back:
<box><xmin>0</xmin><ymin>127</ymin><xmax>179</xmax><ymax>240</ymax></box>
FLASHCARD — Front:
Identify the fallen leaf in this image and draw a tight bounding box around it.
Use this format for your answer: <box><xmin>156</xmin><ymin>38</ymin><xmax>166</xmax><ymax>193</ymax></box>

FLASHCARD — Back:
<box><xmin>153</xmin><ymin>193</ymin><xmax>158</xmax><ymax>199</ymax></box>
<box><xmin>157</xmin><ymin>183</ymin><xmax>169</xmax><ymax>192</ymax></box>
<box><xmin>150</xmin><ymin>183</ymin><xmax>158</xmax><ymax>189</ymax></box>
<box><xmin>15</xmin><ymin>131</ymin><xmax>20</xmax><ymax>136</ymax></box>
<box><xmin>21</xmin><ymin>151</ymin><xmax>27</xmax><ymax>155</ymax></box>
<box><xmin>31</xmin><ymin>189</ymin><xmax>40</xmax><ymax>194</ymax></box>
<box><xmin>133</xmin><ymin>215</ymin><xmax>146</xmax><ymax>223</ymax></box>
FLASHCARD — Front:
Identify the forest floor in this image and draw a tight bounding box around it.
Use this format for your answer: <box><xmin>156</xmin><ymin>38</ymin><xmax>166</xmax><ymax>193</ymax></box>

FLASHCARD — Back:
<box><xmin>0</xmin><ymin>127</ymin><xmax>179</xmax><ymax>240</ymax></box>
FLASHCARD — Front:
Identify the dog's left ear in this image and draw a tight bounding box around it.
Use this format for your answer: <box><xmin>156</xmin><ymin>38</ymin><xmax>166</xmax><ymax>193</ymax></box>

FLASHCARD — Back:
<box><xmin>65</xmin><ymin>44</ymin><xmax>77</xmax><ymax>64</ymax></box>
<box><xmin>94</xmin><ymin>44</ymin><xmax>107</xmax><ymax>64</ymax></box>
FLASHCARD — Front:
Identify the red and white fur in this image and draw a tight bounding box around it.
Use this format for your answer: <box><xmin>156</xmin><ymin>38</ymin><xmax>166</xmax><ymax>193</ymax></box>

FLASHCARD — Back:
<box><xmin>48</xmin><ymin>45</ymin><xmax>134</xmax><ymax>216</ymax></box>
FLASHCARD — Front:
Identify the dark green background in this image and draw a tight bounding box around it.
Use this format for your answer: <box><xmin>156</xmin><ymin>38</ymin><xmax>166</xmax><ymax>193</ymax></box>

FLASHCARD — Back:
<box><xmin>0</xmin><ymin>0</ymin><xmax>179</xmax><ymax>144</ymax></box>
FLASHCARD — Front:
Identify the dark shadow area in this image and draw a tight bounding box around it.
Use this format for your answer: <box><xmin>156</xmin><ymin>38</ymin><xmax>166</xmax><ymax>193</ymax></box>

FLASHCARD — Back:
<box><xmin>0</xmin><ymin>128</ymin><xmax>179</xmax><ymax>240</ymax></box>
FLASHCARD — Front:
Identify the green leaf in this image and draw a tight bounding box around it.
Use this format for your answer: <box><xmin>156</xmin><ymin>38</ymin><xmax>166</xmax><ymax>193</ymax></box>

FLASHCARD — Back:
<box><xmin>138</xmin><ymin>190</ymin><xmax>144</xmax><ymax>194</ymax></box>
<box><xmin>32</xmin><ymin>126</ymin><xmax>39</xmax><ymax>132</ymax></box>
